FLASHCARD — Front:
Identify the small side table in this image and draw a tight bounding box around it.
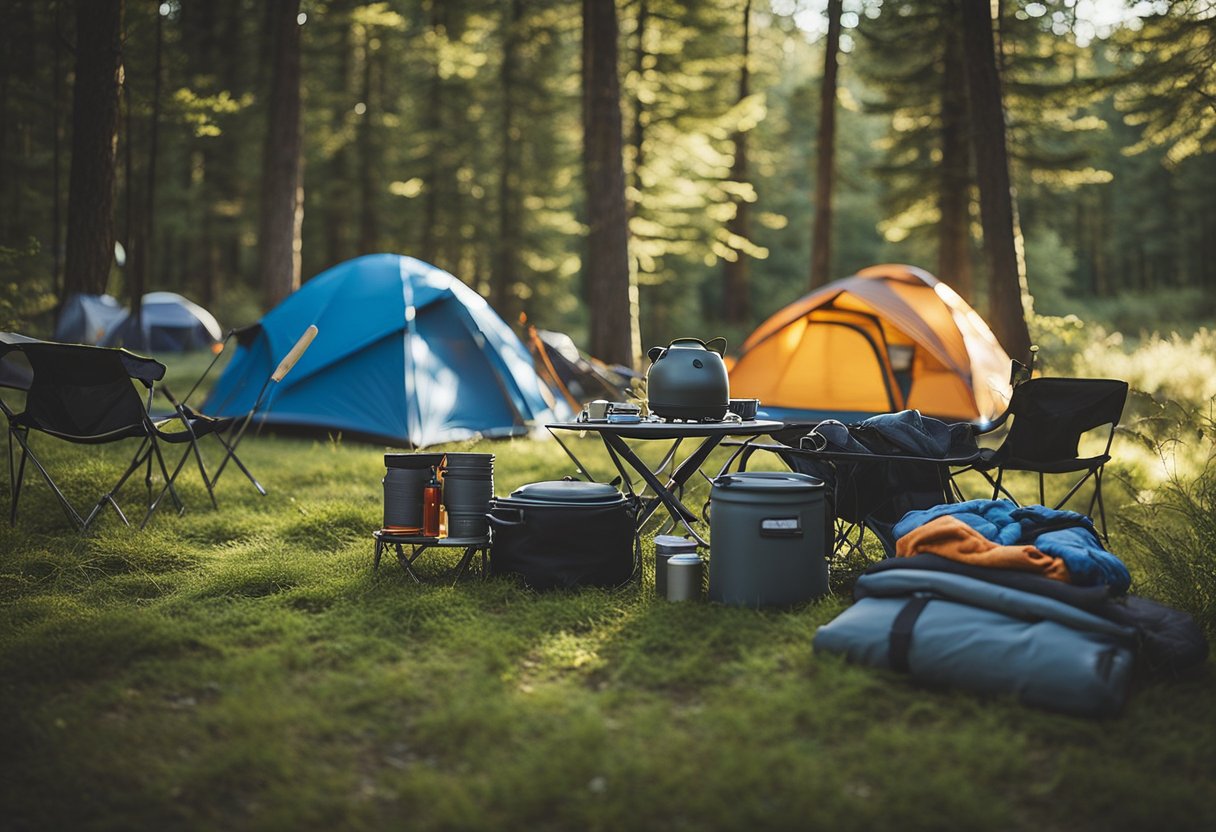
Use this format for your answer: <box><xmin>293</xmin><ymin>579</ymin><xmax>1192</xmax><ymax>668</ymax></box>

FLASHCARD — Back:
<box><xmin>373</xmin><ymin>530</ymin><xmax>490</xmax><ymax>583</ymax></box>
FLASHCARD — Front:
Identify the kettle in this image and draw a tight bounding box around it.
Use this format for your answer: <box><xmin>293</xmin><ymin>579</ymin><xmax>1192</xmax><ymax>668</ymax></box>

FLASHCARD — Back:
<box><xmin>646</xmin><ymin>337</ymin><xmax>730</xmax><ymax>421</ymax></box>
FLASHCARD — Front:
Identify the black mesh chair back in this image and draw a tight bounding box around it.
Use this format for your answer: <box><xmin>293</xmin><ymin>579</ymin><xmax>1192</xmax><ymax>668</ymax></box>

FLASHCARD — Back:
<box><xmin>17</xmin><ymin>343</ymin><xmax>161</xmax><ymax>442</ymax></box>
<box><xmin>996</xmin><ymin>377</ymin><xmax>1128</xmax><ymax>467</ymax></box>
<box><xmin>2</xmin><ymin>340</ymin><xmax>178</xmax><ymax>531</ymax></box>
<box><xmin>978</xmin><ymin>377</ymin><xmax>1128</xmax><ymax>541</ymax></box>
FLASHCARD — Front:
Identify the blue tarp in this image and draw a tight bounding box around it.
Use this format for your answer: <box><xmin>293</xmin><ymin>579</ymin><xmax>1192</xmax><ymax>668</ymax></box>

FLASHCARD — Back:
<box><xmin>201</xmin><ymin>254</ymin><xmax>570</xmax><ymax>447</ymax></box>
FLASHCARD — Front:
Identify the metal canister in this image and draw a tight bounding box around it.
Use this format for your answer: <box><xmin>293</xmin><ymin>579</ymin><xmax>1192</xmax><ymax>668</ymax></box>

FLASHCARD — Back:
<box><xmin>653</xmin><ymin>534</ymin><xmax>699</xmax><ymax>597</ymax></box>
<box><xmin>666</xmin><ymin>553</ymin><xmax>704</xmax><ymax>601</ymax></box>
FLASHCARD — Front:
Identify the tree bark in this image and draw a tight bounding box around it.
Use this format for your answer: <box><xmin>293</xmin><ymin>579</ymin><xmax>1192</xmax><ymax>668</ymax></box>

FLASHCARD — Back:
<box><xmin>937</xmin><ymin>10</ymin><xmax>973</xmax><ymax>301</ymax></box>
<box><xmin>629</xmin><ymin>0</ymin><xmax>648</xmax><ymax>199</ymax></box>
<box><xmin>723</xmin><ymin>0</ymin><xmax>752</xmax><ymax>323</ymax></box>
<box><xmin>357</xmin><ymin>30</ymin><xmax>379</xmax><ymax>254</ymax></box>
<box><xmin>51</xmin><ymin>0</ymin><xmax>66</xmax><ymax>295</ymax></box>
<box><xmin>420</xmin><ymin>2</ymin><xmax>444</xmax><ymax>266</ymax></box>
<box><xmin>809</xmin><ymin>0</ymin><xmax>841</xmax><ymax>290</ymax></box>
<box><xmin>582</xmin><ymin>0</ymin><xmax>639</xmax><ymax>369</ymax></box>
<box><xmin>491</xmin><ymin>0</ymin><xmax>524</xmax><ymax>322</ymax></box>
<box><xmin>63</xmin><ymin>0</ymin><xmax>124</xmax><ymax>301</ymax></box>
<box><xmin>257</xmin><ymin>0</ymin><xmax>303</xmax><ymax>309</ymax></box>
<box><xmin>959</xmin><ymin>0</ymin><xmax>1032</xmax><ymax>362</ymax></box>
<box><xmin>128</xmin><ymin>4</ymin><xmax>163</xmax><ymax>339</ymax></box>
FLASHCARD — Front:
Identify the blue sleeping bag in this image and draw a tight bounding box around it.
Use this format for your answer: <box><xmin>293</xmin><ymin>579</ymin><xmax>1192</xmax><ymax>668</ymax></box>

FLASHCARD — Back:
<box><xmin>813</xmin><ymin>570</ymin><xmax>1138</xmax><ymax>717</ymax></box>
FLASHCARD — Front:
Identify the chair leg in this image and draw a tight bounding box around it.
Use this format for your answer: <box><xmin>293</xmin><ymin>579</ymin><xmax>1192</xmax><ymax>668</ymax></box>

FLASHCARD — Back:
<box><xmin>10</xmin><ymin>435</ymin><xmax>28</xmax><ymax>526</ymax></box>
<box><xmin>1092</xmin><ymin>467</ymin><xmax>1109</xmax><ymax>545</ymax></box>
<box><xmin>142</xmin><ymin>440</ymin><xmax>190</xmax><ymax>528</ymax></box>
<box><xmin>211</xmin><ymin>432</ymin><xmax>266</xmax><ymax>496</ymax></box>
<box><xmin>9</xmin><ymin>430</ymin><xmax>86</xmax><ymax>530</ymax></box>
<box><xmin>83</xmin><ymin>441</ymin><xmax>153</xmax><ymax>531</ymax></box>
<box><xmin>184</xmin><ymin>438</ymin><xmax>218</xmax><ymax>509</ymax></box>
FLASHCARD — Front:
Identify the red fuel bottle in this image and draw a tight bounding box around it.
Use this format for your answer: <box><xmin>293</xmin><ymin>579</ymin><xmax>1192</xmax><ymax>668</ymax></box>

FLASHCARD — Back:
<box><xmin>422</xmin><ymin>467</ymin><xmax>442</xmax><ymax>538</ymax></box>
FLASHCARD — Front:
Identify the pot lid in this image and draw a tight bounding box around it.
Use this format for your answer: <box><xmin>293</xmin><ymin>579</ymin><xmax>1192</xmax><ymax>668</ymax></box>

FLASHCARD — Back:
<box><xmin>385</xmin><ymin>453</ymin><xmax>445</xmax><ymax>470</ymax></box>
<box><xmin>712</xmin><ymin>471</ymin><xmax>824</xmax><ymax>492</ymax></box>
<box><xmin>509</xmin><ymin>480</ymin><xmax>624</xmax><ymax>504</ymax></box>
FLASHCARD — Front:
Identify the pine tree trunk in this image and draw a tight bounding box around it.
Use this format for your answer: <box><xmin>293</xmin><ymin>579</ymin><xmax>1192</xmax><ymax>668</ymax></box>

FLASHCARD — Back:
<box><xmin>358</xmin><ymin>32</ymin><xmax>379</xmax><ymax>254</ymax></box>
<box><xmin>129</xmin><ymin>5</ymin><xmax>163</xmax><ymax>338</ymax></box>
<box><xmin>492</xmin><ymin>0</ymin><xmax>524</xmax><ymax>322</ymax></box>
<box><xmin>257</xmin><ymin>0</ymin><xmax>303</xmax><ymax>309</ymax></box>
<box><xmin>51</xmin><ymin>1</ymin><xmax>65</xmax><ymax>295</ymax></box>
<box><xmin>959</xmin><ymin>0</ymin><xmax>1032</xmax><ymax>362</ymax></box>
<box><xmin>937</xmin><ymin>11</ymin><xmax>973</xmax><ymax>301</ymax></box>
<box><xmin>723</xmin><ymin>0</ymin><xmax>752</xmax><ymax>324</ymax></box>
<box><xmin>630</xmin><ymin>0</ymin><xmax>648</xmax><ymax>199</ymax></box>
<box><xmin>420</xmin><ymin>2</ymin><xmax>444</xmax><ymax>267</ymax></box>
<box><xmin>809</xmin><ymin>0</ymin><xmax>841</xmax><ymax>290</ymax></box>
<box><xmin>582</xmin><ymin>0</ymin><xmax>639</xmax><ymax>369</ymax></box>
<box><xmin>63</xmin><ymin>0</ymin><xmax>124</xmax><ymax>301</ymax></box>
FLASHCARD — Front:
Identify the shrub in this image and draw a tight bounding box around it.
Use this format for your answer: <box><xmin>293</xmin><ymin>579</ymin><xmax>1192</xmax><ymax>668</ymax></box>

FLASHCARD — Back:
<box><xmin>1117</xmin><ymin>400</ymin><xmax>1216</xmax><ymax>634</ymax></box>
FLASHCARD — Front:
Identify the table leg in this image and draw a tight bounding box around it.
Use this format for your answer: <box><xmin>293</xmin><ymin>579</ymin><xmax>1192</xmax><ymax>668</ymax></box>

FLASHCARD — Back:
<box><xmin>600</xmin><ymin>433</ymin><xmax>701</xmax><ymax>524</ymax></box>
<box><xmin>545</xmin><ymin>426</ymin><xmax>598</xmax><ymax>482</ymax></box>
<box><xmin>395</xmin><ymin>543</ymin><xmax>424</xmax><ymax>583</ymax></box>
<box><xmin>374</xmin><ymin>538</ymin><xmax>383</xmax><ymax>570</ymax></box>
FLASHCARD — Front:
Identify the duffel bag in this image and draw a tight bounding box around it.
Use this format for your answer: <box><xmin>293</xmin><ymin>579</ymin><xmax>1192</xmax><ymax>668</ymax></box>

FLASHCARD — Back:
<box><xmin>813</xmin><ymin>570</ymin><xmax>1138</xmax><ymax>717</ymax></box>
<box><xmin>487</xmin><ymin>481</ymin><xmax>640</xmax><ymax>590</ymax></box>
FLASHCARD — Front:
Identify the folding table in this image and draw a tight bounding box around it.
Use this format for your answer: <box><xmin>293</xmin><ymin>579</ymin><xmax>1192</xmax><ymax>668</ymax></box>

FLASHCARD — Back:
<box><xmin>372</xmin><ymin>530</ymin><xmax>488</xmax><ymax>583</ymax></box>
<box><xmin>545</xmin><ymin>419</ymin><xmax>783</xmax><ymax>544</ymax></box>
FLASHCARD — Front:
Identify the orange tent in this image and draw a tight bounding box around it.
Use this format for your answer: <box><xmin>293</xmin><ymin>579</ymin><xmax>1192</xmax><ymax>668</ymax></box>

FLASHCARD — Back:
<box><xmin>729</xmin><ymin>265</ymin><xmax>1013</xmax><ymax>425</ymax></box>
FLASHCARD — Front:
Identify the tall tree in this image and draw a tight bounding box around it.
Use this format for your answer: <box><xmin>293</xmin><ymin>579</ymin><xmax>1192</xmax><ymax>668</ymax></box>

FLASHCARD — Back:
<box><xmin>959</xmin><ymin>0</ymin><xmax>1031</xmax><ymax>361</ymax></box>
<box><xmin>809</xmin><ymin>0</ymin><xmax>842</xmax><ymax>290</ymax></box>
<box><xmin>722</xmin><ymin>0</ymin><xmax>752</xmax><ymax>324</ymax></box>
<box><xmin>582</xmin><ymin>0</ymin><xmax>639</xmax><ymax>368</ymax></box>
<box><xmin>491</xmin><ymin>0</ymin><xmax>525</xmax><ymax>322</ymax></box>
<box><xmin>127</xmin><ymin>2</ymin><xmax>164</xmax><ymax>341</ymax></box>
<box><xmin>63</xmin><ymin>0</ymin><xmax>124</xmax><ymax>301</ymax></box>
<box><xmin>937</xmin><ymin>7</ymin><xmax>972</xmax><ymax>301</ymax></box>
<box><xmin>257</xmin><ymin>0</ymin><xmax>303</xmax><ymax>308</ymax></box>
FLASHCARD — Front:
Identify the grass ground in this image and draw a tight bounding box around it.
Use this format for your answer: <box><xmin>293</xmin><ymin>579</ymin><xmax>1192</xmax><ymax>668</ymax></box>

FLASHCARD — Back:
<box><xmin>1</xmin><ymin>357</ymin><xmax>1214</xmax><ymax>831</ymax></box>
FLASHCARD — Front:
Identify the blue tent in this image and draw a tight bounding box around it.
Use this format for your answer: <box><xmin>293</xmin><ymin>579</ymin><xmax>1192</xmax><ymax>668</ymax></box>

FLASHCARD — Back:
<box><xmin>202</xmin><ymin>254</ymin><xmax>570</xmax><ymax>447</ymax></box>
<box><xmin>54</xmin><ymin>293</ymin><xmax>128</xmax><ymax>345</ymax></box>
<box><xmin>104</xmin><ymin>291</ymin><xmax>223</xmax><ymax>352</ymax></box>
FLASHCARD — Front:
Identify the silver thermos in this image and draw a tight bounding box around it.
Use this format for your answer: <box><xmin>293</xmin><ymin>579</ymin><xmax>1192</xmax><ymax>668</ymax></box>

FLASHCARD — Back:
<box><xmin>666</xmin><ymin>553</ymin><xmax>704</xmax><ymax>601</ymax></box>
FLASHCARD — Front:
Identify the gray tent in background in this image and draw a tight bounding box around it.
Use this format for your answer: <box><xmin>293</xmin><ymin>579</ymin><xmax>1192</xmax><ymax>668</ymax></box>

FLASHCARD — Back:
<box><xmin>54</xmin><ymin>294</ymin><xmax>128</xmax><ymax>345</ymax></box>
<box><xmin>103</xmin><ymin>292</ymin><xmax>223</xmax><ymax>352</ymax></box>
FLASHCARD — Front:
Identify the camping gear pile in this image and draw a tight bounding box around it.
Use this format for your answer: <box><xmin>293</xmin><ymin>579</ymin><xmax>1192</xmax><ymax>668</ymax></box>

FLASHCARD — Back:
<box><xmin>381</xmin><ymin>452</ymin><xmax>495</xmax><ymax>540</ymax></box>
<box><xmin>813</xmin><ymin>499</ymin><xmax>1208</xmax><ymax>717</ymax></box>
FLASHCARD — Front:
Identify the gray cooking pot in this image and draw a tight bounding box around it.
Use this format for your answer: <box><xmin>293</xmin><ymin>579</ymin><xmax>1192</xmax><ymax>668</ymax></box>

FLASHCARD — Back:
<box><xmin>646</xmin><ymin>337</ymin><xmax>730</xmax><ymax>421</ymax></box>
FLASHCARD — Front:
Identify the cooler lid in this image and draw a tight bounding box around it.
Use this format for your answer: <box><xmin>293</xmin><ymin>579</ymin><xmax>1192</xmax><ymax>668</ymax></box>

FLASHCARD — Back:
<box><xmin>712</xmin><ymin>471</ymin><xmax>824</xmax><ymax>492</ymax></box>
<box><xmin>510</xmin><ymin>480</ymin><xmax>624</xmax><ymax>504</ymax></box>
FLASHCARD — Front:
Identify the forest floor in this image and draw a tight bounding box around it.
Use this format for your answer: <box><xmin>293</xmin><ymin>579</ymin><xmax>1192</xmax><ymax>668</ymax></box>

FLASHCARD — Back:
<box><xmin>1</xmin><ymin>349</ymin><xmax>1215</xmax><ymax>831</ymax></box>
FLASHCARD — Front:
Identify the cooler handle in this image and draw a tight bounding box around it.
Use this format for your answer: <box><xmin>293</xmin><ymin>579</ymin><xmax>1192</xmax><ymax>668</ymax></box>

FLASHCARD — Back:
<box><xmin>759</xmin><ymin>517</ymin><xmax>803</xmax><ymax>538</ymax></box>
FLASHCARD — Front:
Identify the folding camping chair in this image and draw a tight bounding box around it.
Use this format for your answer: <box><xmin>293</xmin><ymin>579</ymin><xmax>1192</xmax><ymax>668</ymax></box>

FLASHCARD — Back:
<box><xmin>965</xmin><ymin>377</ymin><xmax>1128</xmax><ymax>542</ymax></box>
<box><xmin>142</xmin><ymin>325</ymin><xmax>318</xmax><ymax>518</ymax></box>
<box><xmin>0</xmin><ymin>337</ymin><xmax>190</xmax><ymax>531</ymax></box>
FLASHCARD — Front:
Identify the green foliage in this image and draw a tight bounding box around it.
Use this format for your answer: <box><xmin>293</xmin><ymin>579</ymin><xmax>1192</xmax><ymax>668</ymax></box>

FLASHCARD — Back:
<box><xmin>1118</xmin><ymin>400</ymin><xmax>1216</xmax><ymax>634</ymax></box>
<box><xmin>1111</xmin><ymin>2</ymin><xmax>1216</xmax><ymax>166</ymax></box>
<box><xmin>0</xmin><ymin>239</ymin><xmax>56</xmax><ymax>332</ymax></box>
